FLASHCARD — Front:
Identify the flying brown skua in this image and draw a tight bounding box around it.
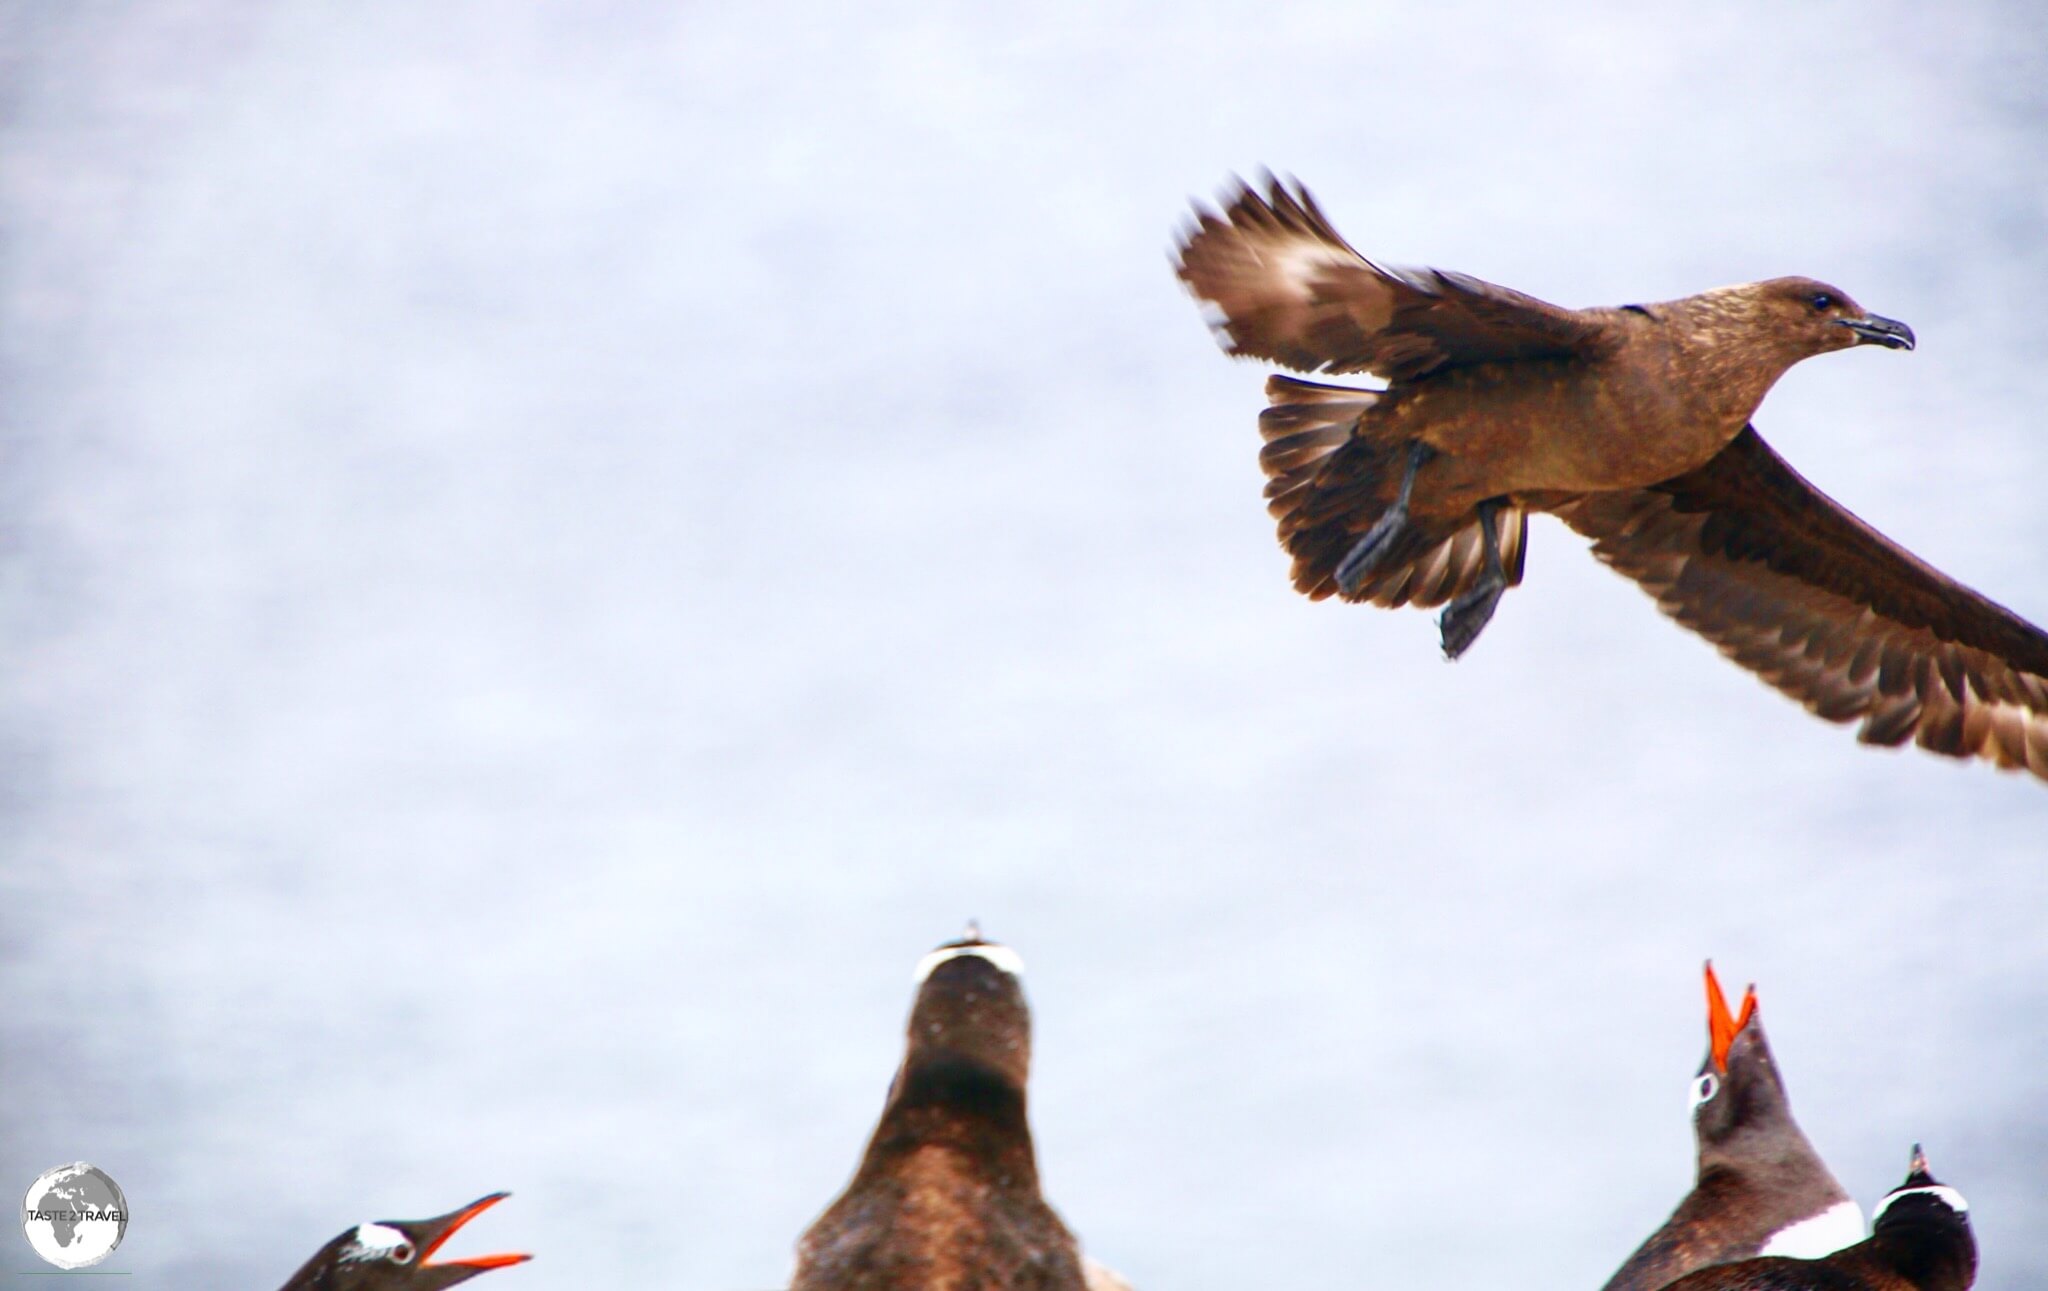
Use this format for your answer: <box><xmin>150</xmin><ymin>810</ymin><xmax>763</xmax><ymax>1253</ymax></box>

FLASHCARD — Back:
<box><xmin>1175</xmin><ymin>176</ymin><xmax>2048</xmax><ymax>781</ymax></box>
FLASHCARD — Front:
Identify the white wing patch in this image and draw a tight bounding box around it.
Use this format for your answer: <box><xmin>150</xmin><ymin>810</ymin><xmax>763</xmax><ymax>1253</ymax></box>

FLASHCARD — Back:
<box><xmin>1269</xmin><ymin>241</ymin><xmax>1356</xmax><ymax>299</ymax></box>
<box><xmin>913</xmin><ymin>942</ymin><xmax>1025</xmax><ymax>984</ymax></box>
<box><xmin>1758</xmin><ymin>1199</ymin><xmax>1865</xmax><ymax>1257</ymax></box>
<box><xmin>1872</xmin><ymin>1185</ymin><xmax>1970</xmax><ymax>1222</ymax></box>
<box><xmin>340</xmin><ymin>1223</ymin><xmax>408</xmax><ymax>1262</ymax></box>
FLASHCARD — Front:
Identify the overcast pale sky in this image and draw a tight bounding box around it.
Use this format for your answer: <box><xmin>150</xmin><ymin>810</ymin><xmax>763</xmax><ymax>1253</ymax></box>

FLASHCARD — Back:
<box><xmin>3</xmin><ymin>3</ymin><xmax>2045</xmax><ymax>1289</ymax></box>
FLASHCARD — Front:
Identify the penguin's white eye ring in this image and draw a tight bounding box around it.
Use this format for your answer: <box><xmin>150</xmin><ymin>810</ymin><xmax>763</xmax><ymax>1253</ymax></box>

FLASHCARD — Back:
<box><xmin>1690</xmin><ymin>1073</ymin><xmax>1720</xmax><ymax>1110</ymax></box>
<box><xmin>390</xmin><ymin>1242</ymin><xmax>416</xmax><ymax>1264</ymax></box>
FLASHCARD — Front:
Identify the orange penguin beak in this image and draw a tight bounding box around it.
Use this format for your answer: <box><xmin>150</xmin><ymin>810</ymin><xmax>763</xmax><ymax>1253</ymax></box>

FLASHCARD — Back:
<box><xmin>414</xmin><ymin>1193</ymin><xmax>531</xmax><ymax>1271</ymax></box>
<box><xmin>1704</xmin><ymin>962</ymin><xmax>1758</xmax><ymax>1074</ymax></box>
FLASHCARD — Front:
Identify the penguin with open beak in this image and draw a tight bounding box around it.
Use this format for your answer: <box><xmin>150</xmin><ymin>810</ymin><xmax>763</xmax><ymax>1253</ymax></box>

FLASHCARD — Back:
<box><xmin>1656</xmin><ymin>1147</ymin><xmax>1976</xmax><ymax>1291</ymax></box>
<box><xmin>792</xmin><ymin>927</ymin><xmax>1126</xmax><ymax>1291</ymax></box>
<box><xmin>275</xmin><ymin>1192</ymin><xmax>530</xmax><ymax>1290</ymax></box>
<box><xmin>1602</xmin><ymin>965</ymin><xmax>1861</xmax><ymax>1290</ymax></box>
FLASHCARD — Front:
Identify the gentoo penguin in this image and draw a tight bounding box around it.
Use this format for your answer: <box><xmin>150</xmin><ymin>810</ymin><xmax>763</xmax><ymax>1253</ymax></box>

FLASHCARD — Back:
<box><xmin>275</xmin><ymin>1193</ymin><xmax>530</xmax><ymax>1290</ymax></box>
<box><xmin>1657</xmin><ymin>1147</ymin><xmax>1976</xmax><ymax>1291</ymax></box>
<box><xmin>792</xmin><ymin>928</ymin><xmax>1124</xmax><ymax>1291</ymax></box>
<box><xmin>1602</xmin><ymin>965</ymin><xmax>1861</xmax><ymax>1291</ymax></box>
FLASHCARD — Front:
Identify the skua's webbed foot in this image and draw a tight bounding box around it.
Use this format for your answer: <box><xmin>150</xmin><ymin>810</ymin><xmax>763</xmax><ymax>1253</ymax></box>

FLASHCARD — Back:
<box><xmin>1335</xmin><ymin>440</ymin><xmax>1434</xmax><ymax>596</ymax></box>
<box><xmin>1438</xmin><ymin>497</ymin><xmax>1509</xmax><ymax>660</ymax></box>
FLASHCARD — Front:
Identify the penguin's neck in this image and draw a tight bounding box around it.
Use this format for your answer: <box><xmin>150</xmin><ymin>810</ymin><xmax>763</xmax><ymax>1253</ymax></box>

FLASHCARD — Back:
<box><xmin>866</xmin><ymin>1056</ymin><xmax>1039</xmax><ymax>1192</ymax></box>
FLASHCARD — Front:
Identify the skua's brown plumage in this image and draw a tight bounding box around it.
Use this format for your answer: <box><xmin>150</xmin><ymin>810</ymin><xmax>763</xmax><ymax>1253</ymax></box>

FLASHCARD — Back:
<box><xmin>1175</xmin><ymin>175</ymin><xmax>2048</xmax><ymax>781</ymax></box>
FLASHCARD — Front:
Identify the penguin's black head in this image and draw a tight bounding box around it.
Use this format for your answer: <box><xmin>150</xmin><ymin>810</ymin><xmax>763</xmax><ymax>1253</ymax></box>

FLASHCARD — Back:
<box><xmin>1872</xmin><ymin>1147</ymin><xmax>1970</xmax><ymax>1227</ymax></box>
<box><xmin>1869</xmin><ymin>1147</ymin><xmax>1976</xmax><ymax>1291</ymax></box>
<box><xmin>282</xmin><ymin>1194</ymin><xmax>530</xmax><ymax>1291</ymax></box>
<box><xmin>894</xmin><ymin>924</ymin><xmax>1033</xmax><ymax>1103</ymax></box>
<box><xmin>1688</xmin><ymin>964</ymin><xmax>1793</xmax><ymax>1155</ymax></box>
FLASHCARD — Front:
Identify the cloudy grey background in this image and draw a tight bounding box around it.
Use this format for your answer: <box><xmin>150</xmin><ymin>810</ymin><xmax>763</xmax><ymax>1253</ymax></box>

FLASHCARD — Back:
<box><xmin>3</xmin><ymin>3</ymin><xmax>2044</xmax><ymax>1289</ymax></box>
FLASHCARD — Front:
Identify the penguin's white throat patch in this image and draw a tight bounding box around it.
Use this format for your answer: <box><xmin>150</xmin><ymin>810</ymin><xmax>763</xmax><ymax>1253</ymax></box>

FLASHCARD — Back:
<box><xmin>1758</xmin><ymin>1200</ymin><xmax>1864</xmax><ymax>1257</ymax></box>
